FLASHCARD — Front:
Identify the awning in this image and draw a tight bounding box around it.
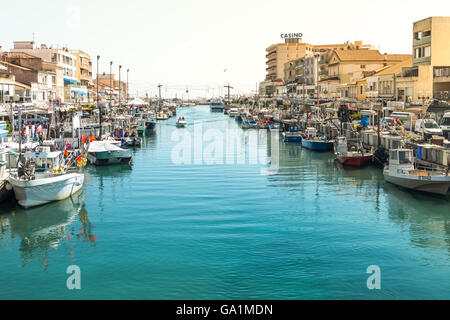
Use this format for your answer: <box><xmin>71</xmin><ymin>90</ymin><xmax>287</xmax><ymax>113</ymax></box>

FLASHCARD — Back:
<box><xmin>0</xmin><ymin>129</ymin><xmax>9</xmax><ymax>138</ymax></box>
<box><xmin>64</xmin><ymin>78</ymin><xmax>82</xmax><ymax>85</ymax></box>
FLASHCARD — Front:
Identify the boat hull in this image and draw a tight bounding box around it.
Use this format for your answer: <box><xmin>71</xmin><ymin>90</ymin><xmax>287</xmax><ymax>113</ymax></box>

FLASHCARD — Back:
<box><xmin>9</xmin><ymin>173</ymin><xmax>85</xmax><ymax>208</ymax></box>
<box><xmin>384</xmin><ymin>170</ymin><xmax>450</xmax><ymax>195</ymax></box>
<box><xmin>210</xmin><ymin>106</ymin><xmax>224</xmax><ymax>112</ymax></box>
<box><xmin>337</xmin><ymin>154</ymin><xmax>373</xmax><ymax>166</ymax></box>
<box><xmin>0</xmin><ymin>179</ymin><xmax>13</xmax><ymax>203</ymax></box>
<box><xmin>87</xmin><ymin>150</ymin><xmax>132</xmax><ymax>166</ymax></box>
<box><xmin>302</xmin><ymin>140</ymin><xmax>333</xmax><ymax>151</ymax></box>
<box><xmin>283</xmin><ymin>133</ymin><xmax>302</xmax><ymax>142</ymax></box>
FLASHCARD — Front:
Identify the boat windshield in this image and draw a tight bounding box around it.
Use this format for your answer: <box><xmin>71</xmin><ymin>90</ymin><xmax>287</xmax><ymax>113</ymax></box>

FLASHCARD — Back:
<box><xmin>399</xmin><ymin>151</ymin><xmax>412</xmax><ymax>164</ymax></box>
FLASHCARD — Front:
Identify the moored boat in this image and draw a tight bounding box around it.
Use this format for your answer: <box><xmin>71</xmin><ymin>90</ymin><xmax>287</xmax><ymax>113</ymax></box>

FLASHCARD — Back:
<box><xmin>335</xmin><ymin>137</ymin><xmax>373</xmax><ymax>166</ymax></box>
<box><xmin>8</xmin><ymin>147</ymin><xmax>85</xmax><ymax>208</ymax></box>
<box><xmin>282</xmin><ymin>124</ymin><xmax>302</xmax><ymax>142</ymax></box>
<box><xmin>87</xmin><ymin>141</ymin><xmax>132</xmax><ymax>165</ymax></box>
<box><xmin>383</xmin><ymin>149</ymin><xmax>450</xmax><ymax>195</ymax></box>
<box><xmin>301</xmin><ymin>127</ymin><xmax>333</xmax><ymax>151</ymax></box>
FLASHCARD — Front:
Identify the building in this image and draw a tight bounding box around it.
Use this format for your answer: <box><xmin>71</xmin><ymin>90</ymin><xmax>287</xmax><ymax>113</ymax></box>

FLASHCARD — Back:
<box><xmin>11</xmin><ymin>41</ymin><xmax>83</xmax><ymax>103</ymax></box>
<box><xmin>282</xmin><ymin>41</ymin><xmax>375</xmax><ymax>99</ymax></box>
<box><xmin>71</xmin><ymin>50</ymin><xmax>93</xmax><ymax>87</ymax></box>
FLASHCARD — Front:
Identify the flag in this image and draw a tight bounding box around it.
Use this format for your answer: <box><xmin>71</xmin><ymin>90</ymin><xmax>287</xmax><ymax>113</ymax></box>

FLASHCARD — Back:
<box><xmin>81</xmin><ymin>135</ymin><xmax>86</xmax><ymax>143</ymax></box>
<box><xmin>89</xmin><ymin>136</ymin><xmax>96</xmax><ymax>142</ymax></box>
<box><xmin>64</xmin><ymin>149</ymin><xmax>69</xmax><ymax>157</ymax></box>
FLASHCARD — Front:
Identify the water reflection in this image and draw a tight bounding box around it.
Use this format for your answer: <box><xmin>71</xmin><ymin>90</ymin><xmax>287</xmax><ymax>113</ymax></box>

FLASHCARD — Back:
<box><xmin>384</xmin><ymin>183</ymin><xmax>450</xmax><ymax>252</ymax></box>
<box><xmin>0</xmin><ymin>192</ymin><xmax>94</xmax><ymax>269</ymax></box>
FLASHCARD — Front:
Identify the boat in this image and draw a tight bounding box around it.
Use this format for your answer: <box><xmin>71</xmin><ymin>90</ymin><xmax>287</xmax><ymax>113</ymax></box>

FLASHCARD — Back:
<box><xmin>176</xmin><ymin>117</ymin><xmax>187</xmax><ymax>128</ymax></box>
<box><xmin>210</xmin><ymin>105</ymin><xmax>224</xmax><ymax>112</ymax></box>
<box><xmin>136</xmin><ymin>118</ymin><xmax>147</xmax><ymax>136</ymax></box>
<box><xmin>0</xmin><ymin>147</ymin><xmax>13</xmax><ymax>203</ymax></box>
<box><xmin>87</xmin><ymin>140</ymin><xmax>132</xmax><ymax>165</ymax></box>
<box><xmin>269</xmin><ymin>122</ymin><xmax>283</xmax><ymax>133</ymax></box>
<box><xmin>282</xmin><ymin>124</ymin><xmax>302</xmax><ymax>142</ymax></box>
<box><xmin>383</xmin><ymin>149</ymin><xmax>450</xmax><ymax>195</ymax></box>
<box><xmin>301</xmin><ymin>127</ymin><xmax>334</xmax><ymax>151</ymax></box>
<box><xmin>145</xmin><ymin>115</ymin><xmax>157</xmax><ymax>131</ymax></box>
<box><xmin>241</xmin><ymin>119</ymin><xmax>258</xmax><ymax>129</ymax></box>
<box><xmin>156</xmin><ymin>112</ymin><xmax>169</xmax><ymax>120</ymax></box>
<box><xmin>258</xmin><ymin>120</ymin><xmax>273</xmax><ymax>129</ymax></box>
<box><xmin>8</xmin><ymin>147</ymin><xmax>85</xmax><ymax>208</ymax></box>
<box><xmin>334</xmin><ymin>137</ymin><xmax>373</xmax><ymax>166</ymax></box>
<box><xmin>228</xmin><ymin>108</ymin><xmax>239</xmax><ymax>117</ymax></box>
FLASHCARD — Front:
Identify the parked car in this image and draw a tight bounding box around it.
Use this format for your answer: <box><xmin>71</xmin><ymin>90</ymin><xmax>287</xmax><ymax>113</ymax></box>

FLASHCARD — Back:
<box><xmin>440</xmin><ymin>112</ymin><xmax>450</xmax><ymax>139</ymax></box>
<box><xmin>415</xmin><ymin>119</ymin><xmax>443</xmax><ymax>138</ymax></box>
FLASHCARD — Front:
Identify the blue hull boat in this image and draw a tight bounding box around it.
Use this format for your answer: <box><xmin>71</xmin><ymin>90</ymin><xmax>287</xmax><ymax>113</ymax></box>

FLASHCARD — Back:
<box><xmin>301</xmin><ymin>139</ymin><xmax>334</xmax><ymax>151</ymax></box>
<box><xmin>283</xmin><ymin>133</ymin><xmax>302</xmax><ymax>142</ymax></box>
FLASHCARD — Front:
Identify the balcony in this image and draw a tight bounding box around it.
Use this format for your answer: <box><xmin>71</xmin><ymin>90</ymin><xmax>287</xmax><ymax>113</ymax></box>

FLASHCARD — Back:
<box><xmin>434</xmin><ymin>67</ymin><xmax>450</xmax><ymax>83</ymax></box>
<box><xmin>413</xmin><ymin>56</ymin><xmax>431</xmax><ymax>65</ymax></box>
<box><xmin>413</xmin><ymin>36</ymin><xmax>431</xmax><ymax>47</ymax></box>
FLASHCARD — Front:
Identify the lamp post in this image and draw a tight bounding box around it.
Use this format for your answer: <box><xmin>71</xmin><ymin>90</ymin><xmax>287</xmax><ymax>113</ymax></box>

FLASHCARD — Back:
<box><xmin>118</xmin><ymin>65</ymin><xmax>122</xmax><ymax>107</ymax></box>
<box><xmin>97</xmin><ymin>55</ymin><xmax>102</xmax><ymax>139</ymax></box>
<box><xmin>127</xmin><ymin>69</ymin><xmax>129</xmax><ymax>103</ymax></box>
<box><xmin>110</xmin><ymin>61</ymin><xmax>113</xmax><ymax>107</ymax></box>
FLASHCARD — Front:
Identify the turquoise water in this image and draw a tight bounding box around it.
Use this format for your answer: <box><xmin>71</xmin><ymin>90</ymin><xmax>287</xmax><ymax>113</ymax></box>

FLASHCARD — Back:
<box><xmin>0</xmin><ymin>105</ymin><xmax>449</xmax><ymax>300</ymax></box>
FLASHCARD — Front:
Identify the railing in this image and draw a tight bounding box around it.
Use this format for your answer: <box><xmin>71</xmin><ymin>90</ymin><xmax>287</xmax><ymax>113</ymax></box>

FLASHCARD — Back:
<box><xmin>434</xmin><ymin>67</ymin><xmax>450</xmax><ymax>78</ymax></box>
<box><xmin>413</xmin><ymin>36</ymin><xmax>431</xmax><ymax>47</ymax></box>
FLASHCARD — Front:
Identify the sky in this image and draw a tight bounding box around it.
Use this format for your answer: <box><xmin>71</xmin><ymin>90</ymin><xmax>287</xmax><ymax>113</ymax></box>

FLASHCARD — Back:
<box><xmin>1</xmin><ymin>0</ymin><xmax>449</xmax><ymax>98</ymax></box>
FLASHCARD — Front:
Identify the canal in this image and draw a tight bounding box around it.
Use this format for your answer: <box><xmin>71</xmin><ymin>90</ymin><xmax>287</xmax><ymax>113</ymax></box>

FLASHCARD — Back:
<box><xmin>0</xmin><ymin>105</ymin><xmax>449</xmax><ymax>299</ymax></box>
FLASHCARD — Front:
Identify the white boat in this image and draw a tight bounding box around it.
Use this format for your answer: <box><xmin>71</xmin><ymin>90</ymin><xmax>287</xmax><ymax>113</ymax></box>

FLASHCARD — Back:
<box><xmin>383</xmin><ymin>149</ymin><xmax>450</xmax><ymax>195</ymax></box>
<box><xmin>156</xmin><ymin>112</ymin><xmax>169</xmax><ymax>120</ymax></box>
<box><xmin>229</xmin><ymin>108</ymin><xmax>239</xmax><ymax>117</ymax></box>
<box><xmin>0</xmin><ymin>147</ymin><xmax>13</xmax><ymax>203</ymax></box>
<box><xmin>87</xmin><ymin>140</ymin><xmax>132</xmax><ymax>165</ymax></box>
<box><xmin>176</xmin><ymin>117</ymin><xmax>187</xmax><ymax>128</ymax></box>
<box><xmin>8</xmin><ymin>148</ymin><xmax>85</xmax><ymax>208</ymax></box>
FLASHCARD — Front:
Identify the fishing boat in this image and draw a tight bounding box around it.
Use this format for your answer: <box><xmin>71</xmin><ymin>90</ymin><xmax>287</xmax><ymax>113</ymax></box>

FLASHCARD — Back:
<box><xmin>0</xmin><ymin>147</ymin><xmax>13</xmax><ymax>203</ymax></box>
<box><xmin>210</xmin><ymin>105</ymin><xmax>224</xmax><ymax>112</ymax></box>
<box><xmin>156</xmin><ymin>112</ymin><xmax>169</xmax><ymax>120</ymax></box>
<box><xmin>8</xmin><ymin>147</ymin><xmax>85</xmax><ymax>208</ymax></box>
<box><xmin>228</xmin><ymin>108</ymin><xmax>239</xmax><ymax>117</ymax></box>
<box><xmin>136</xmin><ymin>118</ymin><xmax>147</xmax><ymax>136</ymax></box>
<box><xmin>176</xmin><ymin>117</ymin><xmax>187</xmax><ymax>128</ymax></box>
<box><xmin>301</xmin><ymin>127</ymin><xmax>334</xmax><ymax>151</ymax></box>
<box><xmin>282</xmin><ymin>124</ymin><xmax>302</xmax><ymax>142</ymax></box>
<box><xmin>145</xmin><ymin>115</ymin><xmax>157</xmax><ymax>131</ymax></box>
<box><xmin>334</xmin><ymin>137</ymin><xmax>373</xmax><ymax>167</ymax></box>
<box><xmin>269</xmin><ymin>122</ymin><xmax>283</xmax><ymax>133</ymax></box>
<box><xmin>258</xmin><ymin>120</ymin><xmax>273</xmax><ymax>130</ymax></box>
<box><xmin>383</xmin><ymin>149</ymin><xmax>450</xmax><ymax>195</ymax></box>
<box><xmin>241</xmin><ymin>119</ymin><xmax>258</xmax><ymax>129</ymax></box>
<box><xmin>87</xmin><ymin>140</ymin><xmax>132</xmax><ymax>165</ymax></box>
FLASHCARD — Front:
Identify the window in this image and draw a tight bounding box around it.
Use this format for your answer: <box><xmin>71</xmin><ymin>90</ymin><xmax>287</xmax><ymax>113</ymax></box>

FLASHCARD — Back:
<box><xmin>360</xmin><ymin>65</ymin><xmax>366</xmax><ymax>69</ymax></box>
<box><xmin>424</xmin><ymin>46</ymin><xmax>431</xmax><ymax>57</ymax></box>
<box><xmin>360</xmin><ymin>85</ymin><xmax>364</xmax><ymax>95</ymax></box>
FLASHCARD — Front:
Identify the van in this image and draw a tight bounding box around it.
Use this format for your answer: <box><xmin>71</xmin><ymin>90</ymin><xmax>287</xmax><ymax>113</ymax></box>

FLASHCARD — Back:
<box><xmin>440</xmin><ymin>112</ymin><xmax>450</xmax><ymax>139</ymax></box>
<box><xmin>415</xmin><ymin>119</ymin><xmax>443</xmax><ymax>137</ymax></box>
<box><xmin>391</xmin><ymin>112</ymin><xmax>416</xmax><ymax>131</ymax></box>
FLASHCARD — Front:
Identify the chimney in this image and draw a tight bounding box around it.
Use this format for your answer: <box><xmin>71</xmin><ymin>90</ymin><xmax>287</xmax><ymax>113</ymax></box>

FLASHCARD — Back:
<box><xmin>41</xmin><ymin>44</ymin><xmax>48</xmax><ymax>49</ymax></box>
<box><xmin>384</xmin><ymin>53</ymin><xmax>388</xmax><ymax>60</ymax></box>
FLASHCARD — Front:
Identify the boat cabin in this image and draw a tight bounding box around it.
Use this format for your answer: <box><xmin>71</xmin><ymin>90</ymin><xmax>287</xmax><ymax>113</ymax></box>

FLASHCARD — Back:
<box><xmin>388</xmin><ymin>149</ymin><xmax>414</xmax><ymax>172</ymax></box>
<box><xmin>24</xmin><ymin>147</ymin><xmax>62</xmax><ymax>173</ymax></box>
<box><xmin>305</xmin><ymin>127</ymin><xmax>317</xmax><ymax>137</ymax></box>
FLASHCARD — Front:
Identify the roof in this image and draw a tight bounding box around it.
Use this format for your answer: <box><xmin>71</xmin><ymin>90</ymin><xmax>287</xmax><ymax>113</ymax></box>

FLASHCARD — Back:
<box><xmin>375</xmin><ymin>57</ymin><xmax>413</xmax><ymax>76</ymax></box>
<box><xmin>0</xmin><ymin>60</ymin><xmax>32</xmax><ymax>71</ymax></box>
<box><xmin>331</xmin><ymin>50</ymin><xmax>411</xmax><ymax>63</ymax></box>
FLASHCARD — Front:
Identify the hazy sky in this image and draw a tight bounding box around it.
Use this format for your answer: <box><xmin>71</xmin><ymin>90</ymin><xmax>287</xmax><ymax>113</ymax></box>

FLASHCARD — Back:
<box><xmin>1</xmin><ymin>0</ymin><xmax>449</xmax><ymax>98</ymax></box>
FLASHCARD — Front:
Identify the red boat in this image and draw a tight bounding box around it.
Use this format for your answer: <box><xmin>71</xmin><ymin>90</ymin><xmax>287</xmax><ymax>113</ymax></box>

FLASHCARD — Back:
<box><xmin>337</xmin><ymin>154</ymin><xmax>373</xmax><ymax>166</ymax></box>
<box><xmin>335</xmin><ymin>137</ymin><xmax>373</xmax><ymax>167</ymax></box>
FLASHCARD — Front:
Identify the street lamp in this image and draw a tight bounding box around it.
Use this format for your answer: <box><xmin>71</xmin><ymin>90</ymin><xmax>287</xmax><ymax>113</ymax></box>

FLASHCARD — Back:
<box><xmin>110</xmin><ymin>61</ymin><xmax>113</xmax><ymax>107</ymax></box>
<box><xmin>97</xmin><ymin>55</ymin><xmax>102</xmax><ymax>139</ymax></box>
<box><xmin>118</xmin><ymin>65</ymin><xmax>122</xmax><ymax>106</ymax></box>
<box><xmin>127</xmin><ymin>69</ymin><xmax>129</xmax><ymax>103</ymax></box>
